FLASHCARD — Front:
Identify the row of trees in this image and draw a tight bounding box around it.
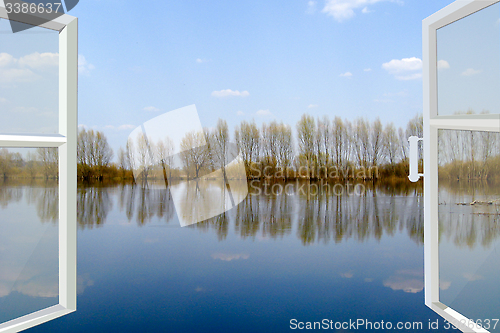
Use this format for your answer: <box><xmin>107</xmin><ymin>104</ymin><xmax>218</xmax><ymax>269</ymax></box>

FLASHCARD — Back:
<box><xmin>120</xmin><ymin>114</ymin><xmax>423</xmax><ymax>182</ymax></box>
<box><xmin>235</xmin><ymin>114</ymin><xmax>423</xmax><ymax>179</ymax></box>
<box><xmin>0</xmin><ymin>114</ymin><xmax>423</xmax><ymax>182</ymax></box>
<box><xmin>438</xmin><ymin>129</ymin><xmax>500</xmax><ymax>181</ymax></box>
<box><xmin>0</xmin><ymin>147</ymin><xmax>58</xmax><ymax>180</ymax></box>
<box><xmin>0</xmin><ymin>128</ymin><xmax>117</xmax><ymax>181</ymax></box>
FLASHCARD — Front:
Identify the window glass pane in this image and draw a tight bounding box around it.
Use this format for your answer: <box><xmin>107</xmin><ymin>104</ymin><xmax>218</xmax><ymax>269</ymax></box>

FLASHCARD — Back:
<box><xmin>437</xmin><ymin>3</ymin><xmax>500</xmax><ymax>116</ymax></box>
<box><xmin>438</xmin><ymin>129</ymin><xmax>500</xmax><ymax>331</ymax></box>
<box><xmin>0</xmin><ymin>147</ymin><xmax>59</xmax><ymax>324</ymax></box>
<box><xmin>0</xmin><ymin>20</ymin><xmax>59</xmax><ymax>134</ymax></box>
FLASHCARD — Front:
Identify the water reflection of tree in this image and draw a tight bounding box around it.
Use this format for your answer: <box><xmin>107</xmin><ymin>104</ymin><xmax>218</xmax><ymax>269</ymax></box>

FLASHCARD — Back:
<box><xmin>118</xmin><ymin>184</ymin><xmax>174</xmax><ymax>226</ymax></box>
<box><xmin>260</xmin><ymin>188</ymin><xmax>293</xmax><ymax>239</ymax></box>
<box><xmin>0</xmin><ymin>181</ymin><xmax>60</xmax><ymax>223</ymax></box>
<box><xmin>36</xmin><ymin>187</ymin><xmax>58</xmax><ymax>223</ymax></box>
<box><xmin>191</xmin><ymin>212</ymin><xmax>229</xmax><ymax>241</ymax></box>
<box><xmin>77</xmin><ymin>186</ymin><xmax>113</xmax><ymax>229</ymax></box>
<box><xmin>0</xmin><ymin>180</ymin><xmax>23</xmax><ymax>208</ymax></box>
<box><xmin>29</xmin><ymin>181</ymin><xmax>499</xmax><ymax>248</ymax></box>
<box><xmin>200</xmin><ymin>181</ymin><xmax>424</xmax><ymax>246</ymax></box>
<box><xmin>235</xmin><ymin>192</ymin><xmax>261</xmax><ymax>239</ymax></box>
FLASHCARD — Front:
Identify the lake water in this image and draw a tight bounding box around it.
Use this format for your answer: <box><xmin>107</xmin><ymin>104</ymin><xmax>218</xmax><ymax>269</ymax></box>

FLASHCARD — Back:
<box><xmin>2</xmin><ymin>180</ymin><xmax>496</xmax><ymax>332</ymax></box>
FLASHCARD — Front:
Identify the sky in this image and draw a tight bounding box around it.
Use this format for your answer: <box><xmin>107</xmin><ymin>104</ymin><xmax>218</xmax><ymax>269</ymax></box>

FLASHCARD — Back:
<box><xmin>0</xmin><ymin>0</ymin><xmax>467</xmax><ymax>158</ymax></box>
<box><xmin>437</xmin><ymin>2</ymin><xmax>500</xmax><ymax>115</ymax></box>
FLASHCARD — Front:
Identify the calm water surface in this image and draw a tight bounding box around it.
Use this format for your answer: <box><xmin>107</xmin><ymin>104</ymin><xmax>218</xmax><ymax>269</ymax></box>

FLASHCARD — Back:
<box><xmin>2</xmin><ymin>180</ymin><xmax>486</xmax><ymax>332</ymax></box>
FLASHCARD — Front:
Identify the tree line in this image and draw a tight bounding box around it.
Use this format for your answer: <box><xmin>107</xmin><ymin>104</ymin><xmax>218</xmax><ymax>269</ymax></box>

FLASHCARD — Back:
<box><xmin>0</xmin><ymin>114</ymin><xmax>424</xmax><ymax>182</ymax></box>
<box><xmin>120</xmin><ymin>114</ymin><xmax>423</xmax><ymax>182</ymax></box>
<box><xmin>0</xmin><ymin>147</ymin><xmax>58</xmax><ymax>180</ymax></box>
<box><xmin>439</xmin><ymin>129</ymin><xmax>500</xmax><ymax>181</ymax></box>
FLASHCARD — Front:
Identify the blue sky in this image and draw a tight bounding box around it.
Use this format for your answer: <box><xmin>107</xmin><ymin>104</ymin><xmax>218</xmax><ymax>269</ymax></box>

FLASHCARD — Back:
<box><xmin>1</xmin><ymin>0</ymin><xmax>458</xmax><ymax>156</ymax></box>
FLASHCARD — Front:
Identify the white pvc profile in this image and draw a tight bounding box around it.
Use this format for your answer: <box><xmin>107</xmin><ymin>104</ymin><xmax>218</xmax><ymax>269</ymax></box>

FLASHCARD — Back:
<box><xmin>423</xmin><ymin>1</ymin><xmax>499</xmax><ymax>332</ymax></box>
<box><xmin>0</xmin><ymin>4</ymin><xmax>77</xmax><ymax>333</ymax></box>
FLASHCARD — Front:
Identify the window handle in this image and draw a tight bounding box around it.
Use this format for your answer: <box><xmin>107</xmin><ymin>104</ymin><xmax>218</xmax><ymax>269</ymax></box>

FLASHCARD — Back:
<box><xmin>408</xmin><ymin>136</ymin><xmax>423</xmax><ymax>182</ymax></box>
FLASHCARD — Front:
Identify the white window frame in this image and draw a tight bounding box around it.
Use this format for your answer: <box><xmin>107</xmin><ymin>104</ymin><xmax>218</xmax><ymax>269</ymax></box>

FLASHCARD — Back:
<box><xmin>0</xmin><ymin>5</ymin><xmax>77</xmax><ymax>333</ymax></box>
<box><xmin>423</xmin><ymin>1</ymin><xmax>500</xmax><ymax>332</ymax></box>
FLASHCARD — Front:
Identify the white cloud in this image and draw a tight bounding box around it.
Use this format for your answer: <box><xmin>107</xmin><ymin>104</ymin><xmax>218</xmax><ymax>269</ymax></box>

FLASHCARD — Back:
<box><xmin>211</xmin><ymin>253</ymin><xmax>249</xmax><ymax>261</ymax></box>
<box><xmin>383</xmin><ymin>269</ymin><xmax>423</xmax><ymax>294</ymax></box>
<box><xmin>340</xmin><ymin>271</ymin><xmax>354</xmax><ymax>278</ymax></box>
<box><xmin>237</xmin><ymin>110</ymin><xmax>245</xmax><ymax>116</ymax></box>
<box><xmin>196</xmin><ymin>58</ymin><xmax>210</xmax><ymax>64</ymax></box>
<box><xmin>211</xmin><ymin>89</ymin><xmax>250</xmax><ymax>98</ymax></box>
<box><xmin>364</xmin><ymin>68</ymin><xmax>372</xmax><ymax>72</ymax></box>
<box><xmin>461</xmin><ymin>68</ymin><xmax>481</xmax><ymax>76</ymax></box>
<box><xmin>361</xmin><ymin>6</ymin><xmax>371</xmax><ymax>13</ymax></box>
<box><xmin>383</xmin><ymin>57</ymin><xmax>422</xmax><ymax>73</ymax></box>
<box><xmin>383</xmin><ymin>91</ymin><xmax>407</xmax><ymax>97</ymax></box>
<box><xmin>256</xmin><ymin>109</ymin><xmax>272</xmax><ymax>116</ymax></box>
<box><xmin>463</xmin><ymin>273</ymin><xmax>483</xmax><ymax>281</ymax></box>
<box><xmin>0</xmin><ymin>97</ymin><xmax>6</xmax><ymax>103</ymax></box>
<box><xmin>78</xmin><ymin>55</ymin><xmax>95</xmax><ymax>76</ymax></box>
<box><xmin>118</xmin><ymin>124</ymin><xmax>136</xmax><ymax>130</ymax></box>
<box><xmin>306</xmin><ymin>0</ymin><xmax>317</xmax><ymax>14</ymax></box>
<box><xmin>0</xmin><ymin>53</ymin><xmax>16</xmax><ymax>67</ymax></box>
<box><xmin>0</xmin><ymin>68</ymin><xmax>38</xmax><ymax>83</ymax></box>
<box><xmin>396</xmin><ymin>73</ymin><xmax>422</xmax><ymax>80</ymax></box>
<box><xmin>437</xmin><ymin>60</ymin><xmax>450</xmax><ymax>70</ymax></box>
<box><xmin>308</xmin><ymin>104</ymin><xmax>319</xmax><ymax>109</ymax></box>
<box><xmin>143</xmin><ymin>106</ymin><xmax>160</xmax><ymax>112</ymax></box>
<box><xmin>374</xmin><ymin>99</ymin><xmax>394</xmax><ymax>103</ymax></box>
<box><xmin>339</xmin><ymin>71</ymin><xmax>353</xmax><ymax>78</ymax></box>
<box><xmin>440</xmin><ymin>280</ymin><xmax>451</xmax><ymax>290</ymax></box>
<box><xmin>382</xmin><ymin>57</ymin><xmax>422</xmax><ymax>80</ymax></box>
<box><xmin>19</xmin><ymin>52</ymin><xmax>58</xmax><ymax>69</ymax></box>
<box><xmin>0</xmin><ymin>52</ymin><xmax>59</xmax><ymax>83</ymax></box>
<box><xmin>103</xmin><ymin>124</ymin><xmax>135</xmax><ymax>131</ymax></box>
<box><xmin>322</xmin><ymin>0</ymin><xmax>402</xmax><ymax>22</ymax></box>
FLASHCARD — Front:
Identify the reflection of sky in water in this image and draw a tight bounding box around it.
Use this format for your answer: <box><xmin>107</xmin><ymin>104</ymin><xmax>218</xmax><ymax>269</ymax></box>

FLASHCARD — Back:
<box><xmin>439</xmin><ymin>182</ymin><xmax>500</xmax><ymax>332</ymax></box>
<box><xmin>0</xmin><ymin>185</ymin><xmax>58</xmax><ymax>324</ymax></box>
<box><xmin>2</xmin><ymin>182</ymin><xmax>457</xmax><ymax>332</ymax></box>
<box><xmin>437</xmin><ymin>3</ymin><xmax>500</xmax><ymax>116</ymax></box>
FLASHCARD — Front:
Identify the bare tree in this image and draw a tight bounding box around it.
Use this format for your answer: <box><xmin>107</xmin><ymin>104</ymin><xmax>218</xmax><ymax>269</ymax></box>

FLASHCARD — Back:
<box><xmin>234</xmin><ymin>120</ymin><xmax>260</xmax><ymax>174</ymax></box>
<box><xmin>212</xmin><ymin>119</ymin><xmax>230</xmax><ymax>180</ymax></box>
<box><xmin>398</xmin><ymin>127</ymin><xmax>408</xmax><ymax>161</ymax></box>
<box><xmin>317</xmin><ymin>115</ymin><xmax>332</xmax><ymax>178</ymax></box>
<box><xmin>180</xmin><ymin>130</ymin><xmax>210</xmax><ymax>179</ymax></box>
<box><xmin>26</xmin><ymin>151</ymin><xmax>37</xmax><ymax>178</ymax></box>
<box><xmin>118</xmin><ymin>147</ymin><xmax>129</xmax><ymax>172</ymax></box>
<box><xmin>370</xmin><ymin>118</ymin><xmax>383</xmax><ymax>169</ymax></box>
<box><xmin>135</xmin><ymin>133</ymin><xmax>155</xmax><ymax>181</ymax></box>
<box><xmin>261</xmin><ymin>121</ymin><xmax>279</xmax><ymax>177</ymax></box>
<box><xmin>383</xmin><ymin>123</ymin><xmax>399</xmax><ymax>166</ymax></box>
<box><xmin>78</xmin><ymin>128</ymin><xmax>114</xmax><ymax>180</ymax></box>
<box><xmin>277</xmin><ymin>122</ymin><xmax>293</xmax><ymax>178</ymax></box>
<box><xmin>37</xmin><ymin>147</ymin><xmax>58</xmax><ymax>179</ymax></box>
<box><xmin>0</xmin><ymin>148</ymin><xmax>13</xmax><ymax>179</ymax></box>
<box><xmin>155</xmin><ymin>136</ymin><xmax>175</xmax><ymax>182</ymax></box>
<box><xmin>332</xmin><ymin>116</ymin><xmax>346</xmax><ymax>169</ymax></box>
<box><xmin>296</xmin><ymin>114</ymin><xmax>316</xmax><ymax>178</ymax></box>
<box><xmin>353</xmin><ymin>117</ymin><xmax>370</xmax><ymax>169</ymax></box>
